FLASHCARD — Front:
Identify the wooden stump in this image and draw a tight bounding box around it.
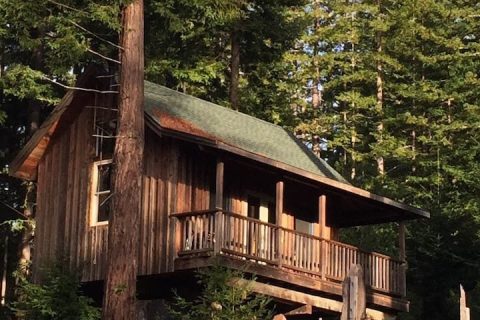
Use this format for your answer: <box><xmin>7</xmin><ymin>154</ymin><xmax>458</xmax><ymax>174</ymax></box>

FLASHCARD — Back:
<box><xmin>341</xmin><ymin>264</ymin><xmax>366</xmax><ymax>320</ymax></box>
<box><xmin>460</xmin><ymin>284</ymin><xmax>470</xmax><ymax>320</ymax></box>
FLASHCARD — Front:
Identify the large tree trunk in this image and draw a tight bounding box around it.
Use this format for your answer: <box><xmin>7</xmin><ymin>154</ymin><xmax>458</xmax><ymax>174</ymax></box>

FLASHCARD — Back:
<box><xmin>312</xmin><ymin>14</ymin><xmax>321</xmax><ymax>110</ymax></box>
<box><xmin>376</xmin><ymin>0</ymin><xmax>385</xmax><ymax>177</ymax></box>
<box><xmin>102</xmin><ymin>0</ymin><xmax>144</xmax><ymax>319</ymax></box>
<box><xmin>229</xmin><ymin>29</ymin><xmax>240</xmax><ymax>110</ymax></box>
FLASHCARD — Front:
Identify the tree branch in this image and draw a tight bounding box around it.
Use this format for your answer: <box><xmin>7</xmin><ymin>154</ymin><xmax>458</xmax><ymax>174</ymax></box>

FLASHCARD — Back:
<box><xmin>68</xmin><ymin>20</ymin><xmax>123</xmax><ymax>50</ymax></box>
<box><xmin>42</xmin><ymin>76</ymin><xmax>118</xmax><ymax>94</ymax></box>
<box><xmin>47</xmin><ymin>0</ymin><xmax>88</xmax><ymax>15</ymax></box>
<box><xmin>87</xmin><ymin>48</ymin><xmax>121</xmax><ymax>64</ymax></box>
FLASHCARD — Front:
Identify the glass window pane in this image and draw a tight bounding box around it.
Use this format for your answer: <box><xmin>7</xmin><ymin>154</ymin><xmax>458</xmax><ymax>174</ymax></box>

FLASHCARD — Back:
<box><xmin>97</xmin><ymin>164</ymin><xmax>112</xmax><ymax>192</ymax></box>
<box><xmin>97</xmin><ymin>192</ymin><xmax>111</xmax><ymax>222</ymax></box>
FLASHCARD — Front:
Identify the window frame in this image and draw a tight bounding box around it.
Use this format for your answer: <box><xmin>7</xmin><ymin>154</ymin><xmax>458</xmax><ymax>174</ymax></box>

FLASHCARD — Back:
<box><xmin>89</xmin><ymin>159</ymin><xmax>113</xmax><ymax>226</ymax></box>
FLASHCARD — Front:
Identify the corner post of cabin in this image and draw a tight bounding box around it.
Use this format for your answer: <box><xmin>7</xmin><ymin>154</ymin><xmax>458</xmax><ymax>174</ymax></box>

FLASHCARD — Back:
<box><xmin>214</xmin><ymin>158</ymin><xmax>224</xmax><ymax>255</ymax></box>
<box><xmin>398</xmin><ymin>221</ymin><xmax>407</xmax><ymax>297</ymax></box>
<box><xmin>275</xmin><ymin>180</ymin><xmax>284</xmax><ymax>267</ymax></box>
<box><xmin>318</xmin><ymin>194</ymin><xmax>329</xmax><ymax>280</ymax></box>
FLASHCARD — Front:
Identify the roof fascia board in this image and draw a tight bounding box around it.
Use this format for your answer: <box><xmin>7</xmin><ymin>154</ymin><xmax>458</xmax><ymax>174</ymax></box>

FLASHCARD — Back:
<box><xmin>9</xmin><ymin>93</ymin><xmax>73</xmax><ymax>180</ymax></box>
<box><xmin>9</xmin><ymin>65</ymin><xmax>105</xmax><ymax>180</ymax></box>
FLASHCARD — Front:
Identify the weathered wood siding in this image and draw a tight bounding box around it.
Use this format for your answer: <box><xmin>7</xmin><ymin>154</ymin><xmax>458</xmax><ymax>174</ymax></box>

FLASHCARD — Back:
<box><xmin>34</xmin><ymin>108</ymin><xmax>215</xmax><ymax>281</ymax></box>
<box><xmin>137</xmin><ymin>131</ymin><xmax>215</xmax><ymax>276</ymax></box>
<box><xmin>34</xmin><ymin>106</ymin><xmax>95</xmax><ymax>279</ymax></box>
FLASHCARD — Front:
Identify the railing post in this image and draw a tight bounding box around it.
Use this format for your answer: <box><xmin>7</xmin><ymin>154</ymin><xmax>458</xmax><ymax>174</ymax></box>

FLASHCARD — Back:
<box><xmin>214</xmin><ymin>158</ymin><xmax>224</xmax><ymax>256</ymax></box>
<box><xmin>214</xmin><ymin>211</ymin><xmax>224</xmax><ymax>254</ymax></box>
<box><xmin>173</xmin><ymin>216</ymin><xmax>182</xmax><ymax>258</ymax></box>
<box><xmin>320</xmin><ymin>239</ymin><xmax>327</xmax><ymax>280</ymax></box>
<box><xmin>398</xmin><ymin>222</ymin><xmax>407</xmax><ymax>297</ymax></box>
<box><xmin>275</xmin><ymin>181</ymin><xmax>284</xmax><ymax>266</ymax></box>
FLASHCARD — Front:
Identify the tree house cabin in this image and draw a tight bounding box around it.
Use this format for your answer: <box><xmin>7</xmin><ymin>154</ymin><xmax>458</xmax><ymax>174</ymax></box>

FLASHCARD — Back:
<box><xmin>10</xmin><ymin>68</ymin><xmax>429</xmax><ymax>319</ymax></box>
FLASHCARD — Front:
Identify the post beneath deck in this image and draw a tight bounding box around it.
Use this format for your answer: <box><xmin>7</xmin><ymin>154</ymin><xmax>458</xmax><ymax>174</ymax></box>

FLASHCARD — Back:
<box><xmin>214</xmin><ymin>159</ymin><xmax>224</xmax><ymax>254</ymax></box>
<box><xmin>398</xmin><ymin>222</ymin><xmax>406</xmax><ymax>297</ymax></box>
<box><xmin>276</xmin><ymin>181</ymin><xmax>284</xmax><ymax>266</ymax></box>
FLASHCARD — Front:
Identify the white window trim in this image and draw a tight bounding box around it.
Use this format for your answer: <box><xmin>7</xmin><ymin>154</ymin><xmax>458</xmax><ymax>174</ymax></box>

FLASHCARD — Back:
<box><xmin>89</xmin><ymin>159</ymin><xmax>113</xmax><ymax>226</ymax></box>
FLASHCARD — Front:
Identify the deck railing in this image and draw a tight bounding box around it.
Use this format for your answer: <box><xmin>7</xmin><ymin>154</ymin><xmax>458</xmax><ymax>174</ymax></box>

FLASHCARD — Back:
<box><xmin>171</xmin><ymin>210</ymin><xmax>405</xmax><ymax>297</ymax></box>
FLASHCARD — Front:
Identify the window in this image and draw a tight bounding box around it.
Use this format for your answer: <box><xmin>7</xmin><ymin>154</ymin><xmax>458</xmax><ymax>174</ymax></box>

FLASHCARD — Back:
<box><xmin>90</xmin><ymin>159</ymin><xmax>113</xmax><ymax>225</ymax></box>
<box><xmin>295</xmin><ymin>218</ymin><xmax>314</xmax><ymax>235</ymax></box>
<box><xmin>90</xmin><ymin>102</ymin><xmax>116</xmax><ymax>226</ymax></box>
<box><xmin>247</xmin><ymin>194</ymin><xmax>275</xmax><ymax>224</ymax></box>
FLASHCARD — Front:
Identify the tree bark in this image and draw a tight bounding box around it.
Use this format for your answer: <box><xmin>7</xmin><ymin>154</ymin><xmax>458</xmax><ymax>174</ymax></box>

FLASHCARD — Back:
<box><xmin>102</xmin><ymin>0</ymin><xmax>144</xmax><ymax>319</ymax></box>
<box><xmin>376</xmin><ymin>0</ymin><xmax>385</xmax><ymax>177</ymax></box>
<box><xmin>312</xmin><ymin>14</ymin><xmax>321</xmax><ymax>109</ymax></box>
<box><xmin>27</xmin><ymin>36</ymin><xmax>45</xmax><ymax>135</ymax></box>
<box><xmin>229</xmin><ymin>29</ymin><xmax>240</xmax><ymax>110</ymax></box>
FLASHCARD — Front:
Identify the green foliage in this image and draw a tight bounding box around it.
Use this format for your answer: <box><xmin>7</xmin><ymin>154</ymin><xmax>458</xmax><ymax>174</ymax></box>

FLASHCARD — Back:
<box><xmin>146</xmin><ymin>0</ymin><xmax>305</xmax><ymax>124</ymax></box>
<box><xmin>167</xmin><ymin>266</ymin><xmax>273</xmax><ymax>320</ymax></box>
<box><xmin>0</xmin><ymin>218</ymin><xmax>34</xmax><ymax>233</ymax></box>
<box><xmin>286</xmin><ymin>1</ymin><xmax>480</xmax><ymax>319</ymax></box>
<box><xmin>12</xmin><ymin>263</ymin><xmax>100</xmax><ymax>320</ymax></box>
<box><xmin>0</xmin><ymin>0</ymin><xmax>479</xmax><ymax>319</ymax></box>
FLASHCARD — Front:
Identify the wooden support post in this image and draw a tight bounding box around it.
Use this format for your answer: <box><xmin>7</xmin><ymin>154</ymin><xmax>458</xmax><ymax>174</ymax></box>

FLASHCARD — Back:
<box><xmin>1</xmin><ymin>236</ymin><xmax>8</xmax><ymax>306</ymax></box>
<box><xmin>214</xmin><ymin>159</ymin><xmax>224</xmax><ymax>254</ymax></box>
<box><xmin>460</xmin><ymin>284</ymin><xmax>470</xmax><ymax>320</ymax></box>
<box><xmin>319</xmin><ymin>195</ymin><xmax>329</xmax><ymax>279</ymax></box>
<box><xmin>276</xmin><ymin>181</ymin><xmax>284</xmax><ymax>266</ymax></box>
<box><xmin>173</xmin><ymin>217</ymin><xmax>182</xmax><ymax>257</ymax></box>
<box><xmin>318</xmin><ymin>195</ymin><xmax>329</xmax><ymax>239</ymax></box>
<box><xmin>398</xmin><ymin>222</ymin><xmax>406</xmax><ymax>297</ymax></box>
<box><xmin>215</xmin><ymin>159</ymin><xmax>224</xmax><ymax>210</ymax></box>
<box><xmin>214</xmin><ymin>210</ymin><xmax>223</xmax><ymax>254</ymax></box>
<box><xmin>341</xmin><ymin>265</ymin><xmax>366</xmax><ymax>320</ymax></box>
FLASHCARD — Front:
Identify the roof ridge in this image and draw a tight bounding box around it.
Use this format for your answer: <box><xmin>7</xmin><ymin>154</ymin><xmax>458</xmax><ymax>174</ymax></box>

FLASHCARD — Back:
<box><xmin>144</xmin><ymin>80</ymin><xmax>284</xmax><ymax>131</ymax></box>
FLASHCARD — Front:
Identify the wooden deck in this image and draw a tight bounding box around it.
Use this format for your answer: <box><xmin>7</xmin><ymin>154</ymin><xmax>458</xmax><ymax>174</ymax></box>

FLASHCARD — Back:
<box><xmin>171</xmin><ymin>210</ymin><xmax>408</xmax><ymax>312</ymax></box>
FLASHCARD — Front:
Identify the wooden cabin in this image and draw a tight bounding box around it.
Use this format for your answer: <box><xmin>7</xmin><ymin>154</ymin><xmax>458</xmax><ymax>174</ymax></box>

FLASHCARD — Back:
<box><xmin>10</xmin><ymin>67</ymin><xmax>429</xmax><ymax>319</ymax></box>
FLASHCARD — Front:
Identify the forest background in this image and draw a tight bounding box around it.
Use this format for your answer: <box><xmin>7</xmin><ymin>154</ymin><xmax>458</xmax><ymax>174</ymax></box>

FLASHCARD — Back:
<box><xmin>0</xmin><ymin>0</ymin><xmax>479</xmax><ymax>319</ymax></box>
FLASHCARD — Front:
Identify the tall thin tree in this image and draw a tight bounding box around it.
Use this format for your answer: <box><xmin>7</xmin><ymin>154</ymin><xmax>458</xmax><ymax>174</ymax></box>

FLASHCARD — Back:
<box><xmin>102</xmin><ymin>0</ymin><xmax>144</xmax><ymax>318</ymax></box>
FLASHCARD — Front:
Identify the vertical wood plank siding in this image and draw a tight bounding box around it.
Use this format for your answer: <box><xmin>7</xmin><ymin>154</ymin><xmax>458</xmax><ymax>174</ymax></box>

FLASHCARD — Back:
<box><xmin>34</xmin><ymin>105</ymin><xmax>215</xmax><ymax>281</ymax></box>
<box><xmin>33</xmin><ymin>106</ymin><xmax>94</xmax><ymax>280</ymax></box>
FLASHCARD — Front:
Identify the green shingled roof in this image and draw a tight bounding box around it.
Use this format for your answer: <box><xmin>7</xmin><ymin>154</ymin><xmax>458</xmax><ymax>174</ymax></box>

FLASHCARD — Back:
<box><xmin>144</xmin><ymin>81</ymin><xmax>349</xmax><ymax>184</ymax></box>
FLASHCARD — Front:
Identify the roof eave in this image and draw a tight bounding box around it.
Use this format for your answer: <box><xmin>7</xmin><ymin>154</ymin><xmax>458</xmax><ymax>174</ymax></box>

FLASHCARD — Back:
<box><xmin>9</xmin><ymin>65</ymin><xmax>105</xmax><ymax>181</ymax></box>
<box><xmin>146</xmin><ymin>117</ymin><xmax>429</xmax><ymax>221</ymax></box>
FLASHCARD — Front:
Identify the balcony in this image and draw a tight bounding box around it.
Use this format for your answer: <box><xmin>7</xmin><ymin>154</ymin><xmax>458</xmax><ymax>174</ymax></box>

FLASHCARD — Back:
<box><xmin>170</xmin><ymin>210</ymin><xmax>406</xmax><ymax>301</ymax></box>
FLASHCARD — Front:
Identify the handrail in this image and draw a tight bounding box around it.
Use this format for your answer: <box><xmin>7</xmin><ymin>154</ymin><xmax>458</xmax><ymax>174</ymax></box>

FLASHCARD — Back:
<box><xmin>171</xmin><ymin>209</ymin><xmax>405</xmax><ymax>297</ymax></box>
<box><xmin>326</xmin><ymin>238</ymin><xmax>403</xmax><ymax>263</ymax></box>
<box><xmin>170</xmin><ymin>209</ymin><xmax>402</xmax><ymax>263</ymax></box>
<box><xmin>169</xmin><ymin>209</ymin><xmax>218</xmax><ymax>218</ymax></box>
